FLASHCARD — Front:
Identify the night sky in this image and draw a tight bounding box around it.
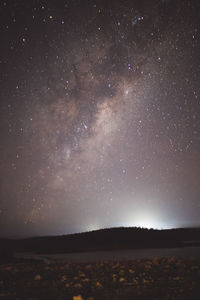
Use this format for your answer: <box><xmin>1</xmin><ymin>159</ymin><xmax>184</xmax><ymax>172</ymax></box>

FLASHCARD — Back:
<box><xmin>0</xmin><ymin>0</ymin><xmax>200</xmax><ymax>238</ymax></box>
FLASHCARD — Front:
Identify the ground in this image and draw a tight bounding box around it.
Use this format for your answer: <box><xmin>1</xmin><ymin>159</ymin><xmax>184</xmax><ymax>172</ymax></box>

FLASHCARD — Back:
<box><xmin>0</xmin><ymin>257</ymin><xmax>200</xmax><ymax>299</ymax></box>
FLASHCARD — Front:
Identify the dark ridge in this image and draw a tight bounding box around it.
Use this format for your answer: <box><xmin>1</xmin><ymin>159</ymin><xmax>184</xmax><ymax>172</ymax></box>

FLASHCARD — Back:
<box><xmin>1</xmin><ymin>227</ymin><xmax>200</xmax><ymax>257</ymax></box>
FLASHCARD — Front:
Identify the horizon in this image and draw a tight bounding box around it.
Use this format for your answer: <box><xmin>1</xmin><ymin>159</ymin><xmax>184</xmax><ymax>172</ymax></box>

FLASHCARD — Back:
<box><xmin>2</xmin><ymin>225</ymin><xmax>200</xmax><ymax>240</ymax></box>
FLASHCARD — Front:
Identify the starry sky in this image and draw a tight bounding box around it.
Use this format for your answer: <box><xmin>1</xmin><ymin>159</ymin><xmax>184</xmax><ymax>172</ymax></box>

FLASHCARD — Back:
<box><xmin>0</xmin><ymin>0</ymin><xmax>200</xmax><ymax>238</ymax></box>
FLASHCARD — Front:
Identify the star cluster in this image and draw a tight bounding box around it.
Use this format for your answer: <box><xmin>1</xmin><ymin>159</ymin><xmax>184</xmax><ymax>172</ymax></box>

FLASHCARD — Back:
<box><xmin>0</xmin><ymin>0</ymin><xmax>200</xmax><ymax>237</ymax></box>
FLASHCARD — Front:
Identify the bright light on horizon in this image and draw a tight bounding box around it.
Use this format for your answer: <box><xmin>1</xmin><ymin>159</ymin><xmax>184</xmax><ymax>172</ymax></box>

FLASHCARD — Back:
<box><xmin>119</xmin><ymin>208</ymin><xmax>176</xmax><ymax>230</ymax></box>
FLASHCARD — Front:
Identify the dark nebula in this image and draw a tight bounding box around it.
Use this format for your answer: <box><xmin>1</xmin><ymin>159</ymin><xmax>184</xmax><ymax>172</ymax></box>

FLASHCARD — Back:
<box><xmin>0</xmin><ymin>0</ymin><xmax>200</xmax><ymax>237</ymax></box>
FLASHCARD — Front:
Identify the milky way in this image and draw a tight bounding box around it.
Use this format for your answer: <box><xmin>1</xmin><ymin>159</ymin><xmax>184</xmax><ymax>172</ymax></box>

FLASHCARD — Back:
<box><xmin>0</xmin><ymin>0</ymin><xmax>200</xmax><ymax>237</ymax></box>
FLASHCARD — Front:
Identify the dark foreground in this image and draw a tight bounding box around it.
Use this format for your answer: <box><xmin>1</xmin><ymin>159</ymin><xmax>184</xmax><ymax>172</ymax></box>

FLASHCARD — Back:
<box><xmin>0</xmin><ymin>257</ymin><xmax>200</xmax><ymax>300</ymax></box>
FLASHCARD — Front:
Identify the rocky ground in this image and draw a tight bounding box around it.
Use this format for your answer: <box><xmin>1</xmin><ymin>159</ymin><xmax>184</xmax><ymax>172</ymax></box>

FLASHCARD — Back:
<box><xmin>0</xmin><ymin>257</ymin><xmax>200</xmax><ymax>299</ymax></box>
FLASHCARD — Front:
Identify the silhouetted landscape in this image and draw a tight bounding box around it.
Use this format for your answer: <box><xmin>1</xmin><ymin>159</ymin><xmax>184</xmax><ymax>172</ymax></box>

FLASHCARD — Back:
<box><xmin>1</xmin><ymin>227</ymin><xmax>200</xmax><ymax>257</ymax></box>
<box><xmin>1</xmin><ymin>227</ymin><xmax>200</xmax><ymax>299</ymax></box>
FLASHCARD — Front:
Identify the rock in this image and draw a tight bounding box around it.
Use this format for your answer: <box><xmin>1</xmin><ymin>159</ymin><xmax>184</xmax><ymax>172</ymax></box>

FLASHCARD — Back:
<box><xmin>96</xmin><ymin>281</ymin><xmax>103</xmax><ymax>288</ymax></box>
<box><xmin>34</xmin><ymin>274</ymin><xmax>41</xmax><ymax>280</ymax></box>
<box><xmin>74</xmin><ymin>283</ymin><xmax>83</xmax><ymax>288</ymax></box>
<box><xmin>73</xmin><ymin>276</ymin><xmax>79</xmax><ymax>281</ymax></box>
<box><xmin>129</xmin><ymin>268</ymin><xmax>135</xmax><ymax>273</ymax></box>
<box><xmin>112</xmin><ymin>274</ymin><xmax>117</xmax><ymax>282</ymax></box>
<box><xmin>81</xmin><ymin>278</ymin><xmax>89</xmax><ymax>282</ymax></box>
<box><xmin>85</xmin><ymin>264</ymin><xmax>92</xmax><ymax>270</ymax></box>
<box><xmin>73</xmin><ymin>295</ymin><xmax>84</xmax><ymax>300</ymax></box>
<box><xmin>61</xmin><ymin>275</ymin><xmax>67</xmax><ymax>282</ymax></box>
<box><xmin>143</xmin><ymin>279</ymin><xmax>149</xmax><ymax>284</ymax></box>
<box><xmin>173</xmin><ymin>276</ymin><xmax>181</xmax><ymax>281</ymax></box>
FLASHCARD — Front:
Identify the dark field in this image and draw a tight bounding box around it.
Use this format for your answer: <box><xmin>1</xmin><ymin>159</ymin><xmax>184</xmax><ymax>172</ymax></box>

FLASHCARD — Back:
<box><xmin>0</xmin><ymin>257</ymin><xmax>200</xmax><ymax>300</ymax></box>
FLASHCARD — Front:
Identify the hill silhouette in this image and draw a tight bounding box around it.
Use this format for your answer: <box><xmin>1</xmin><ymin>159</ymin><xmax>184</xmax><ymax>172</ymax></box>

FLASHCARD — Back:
<box><xmin>1</xmin><ymin>227</ymin><xmax>200</xmax><ymax>257</ymax></box>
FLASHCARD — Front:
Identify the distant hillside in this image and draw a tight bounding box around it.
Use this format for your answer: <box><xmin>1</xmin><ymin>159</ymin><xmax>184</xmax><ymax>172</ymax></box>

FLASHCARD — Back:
<box><xmin>1</xmin><ymin>227</ymin><xmax>200</xmax><ymax>255</ymax></box>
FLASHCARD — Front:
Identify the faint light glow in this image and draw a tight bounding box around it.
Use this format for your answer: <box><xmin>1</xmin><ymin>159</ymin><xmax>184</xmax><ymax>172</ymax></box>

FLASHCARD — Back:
<box><xmin>121</xmin><ymin>207</ymin><xmax>175</xmax><ymax>229</ymax></box>
<box><xmin>84</xmin><ymin>223</ymin><xmax>101</xmax><ymax>232</ymax></box>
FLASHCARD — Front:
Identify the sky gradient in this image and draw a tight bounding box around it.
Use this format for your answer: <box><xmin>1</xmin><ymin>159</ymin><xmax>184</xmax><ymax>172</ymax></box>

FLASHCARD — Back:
<box><xmin>0</xmin><ymin>0</ymin><xmax>200</xmax><ymax>237</ymax></box>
